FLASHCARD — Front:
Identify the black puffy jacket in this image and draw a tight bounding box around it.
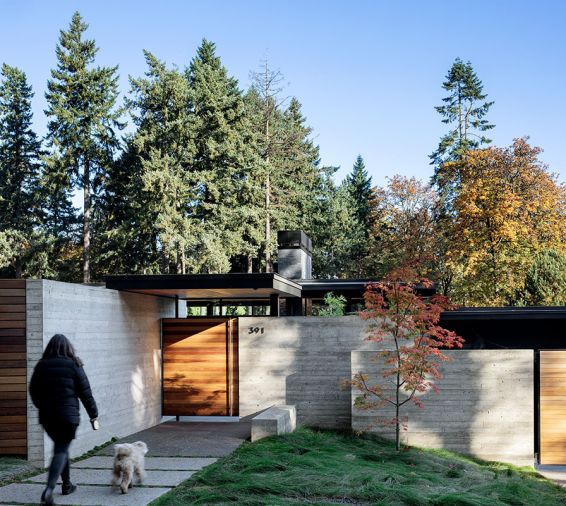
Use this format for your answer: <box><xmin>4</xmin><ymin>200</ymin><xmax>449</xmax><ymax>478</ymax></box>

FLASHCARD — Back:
<box><xmin>29</xmin><ymin>357</ymin><xmax>98</xmax><ymax>426</ymax></box>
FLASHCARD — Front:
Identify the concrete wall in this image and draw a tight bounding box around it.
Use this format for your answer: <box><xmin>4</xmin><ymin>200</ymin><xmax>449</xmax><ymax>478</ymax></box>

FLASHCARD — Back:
<box><xmin>351</xmin><ymin>350</ymin><xmax>534</xmax><ymax>466</ymax></box>
<box><xmin>238</xmin><ymin>317</ymin><xmax>534</xmax><ymax>466</ymax></box>
<box><xmin>26</xmin><ymin>280</ymin><xmax>175</xmax><ymax>466</ymax></box>
<box><xmin>239</xmin><ymin>316</ymin><xmax>374</xmax><ymax>428</ymax></box>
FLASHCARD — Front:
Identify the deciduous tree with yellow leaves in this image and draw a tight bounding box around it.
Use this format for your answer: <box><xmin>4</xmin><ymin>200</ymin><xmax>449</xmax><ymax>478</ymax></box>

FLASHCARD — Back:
<box><xmin>443</xmin><ymin>138</ymin><xmax>566</xmax><ymax>305</ymax></box>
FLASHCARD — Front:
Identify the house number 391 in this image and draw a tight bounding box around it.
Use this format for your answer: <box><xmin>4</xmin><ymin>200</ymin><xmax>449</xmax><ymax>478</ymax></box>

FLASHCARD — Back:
<box><xmin>248</xmin><ymin>326</ymin><xmax>265</xmax><ymax>334</ymax></box>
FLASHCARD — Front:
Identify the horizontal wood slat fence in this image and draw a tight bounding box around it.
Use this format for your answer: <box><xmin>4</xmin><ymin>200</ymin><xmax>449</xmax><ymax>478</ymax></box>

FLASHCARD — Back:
<box><xmin>0</xmin><ymin>279</ymin><xmax>26</xmax><ymax>455</ymax></box>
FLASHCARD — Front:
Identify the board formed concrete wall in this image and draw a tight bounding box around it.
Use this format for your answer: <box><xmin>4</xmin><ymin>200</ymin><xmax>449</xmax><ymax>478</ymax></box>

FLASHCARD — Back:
<box><xmin>239</xmin><ymin>318</ymin><xmax>534</xmax><ymax>466</ymax></box>
<box><xmin>351</xmin><ymin>350</ymin><xmax>534</xmax><ymax>466</ymax></box>
<box><xmin>26</xmin><ymin>280</ymin><xmax>175</xmax><ymax>466</ymax></box>
<box><xmin>239</xmin><ymin>316</ymin><xmax>375</xmax><ymax>428</ymax></box>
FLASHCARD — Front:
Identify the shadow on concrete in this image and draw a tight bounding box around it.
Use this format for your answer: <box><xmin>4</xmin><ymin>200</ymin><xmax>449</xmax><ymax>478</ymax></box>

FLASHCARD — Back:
<box><xmin>97</xmin><ymin>419</ymin><xmax>251</xmax><ymax>458</ymax></box>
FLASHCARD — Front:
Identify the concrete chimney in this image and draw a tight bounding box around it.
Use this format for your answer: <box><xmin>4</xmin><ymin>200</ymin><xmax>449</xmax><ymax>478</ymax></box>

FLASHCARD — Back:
<box><xmin>277</xmin><ymin>230</ymin><xmax>312</xmax><ymax>280</ymax></box>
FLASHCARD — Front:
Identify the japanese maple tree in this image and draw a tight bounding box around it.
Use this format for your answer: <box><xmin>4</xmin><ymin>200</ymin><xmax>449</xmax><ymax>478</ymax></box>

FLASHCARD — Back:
<box><xmin>351</xmin><ymin>267</ymin><xmax>463</xmax><ymax>451</ymax></box>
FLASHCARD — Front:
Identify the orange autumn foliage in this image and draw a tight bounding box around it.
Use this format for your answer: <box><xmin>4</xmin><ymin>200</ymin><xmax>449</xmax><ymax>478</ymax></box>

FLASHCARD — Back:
<box><xmin>443</xmin><ymin>138</ymin><xmax>566</xmax><ymax>305</ymax></box>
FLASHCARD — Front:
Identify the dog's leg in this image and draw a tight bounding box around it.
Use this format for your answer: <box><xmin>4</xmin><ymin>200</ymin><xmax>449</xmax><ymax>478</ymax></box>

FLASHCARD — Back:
<box><xmin>111</xmin><ymin>465</ymin><xmax>121</xmax><ymax>488</ymax></box>
<box><xmin>121</xmin><ymin>467</ymin><xmax>132</xmax><ymax>494</ymax></box>
<box><xmin>134</xmin><ymin>463</ymin><xmax>146</xmax><ymax>484</ymax></box>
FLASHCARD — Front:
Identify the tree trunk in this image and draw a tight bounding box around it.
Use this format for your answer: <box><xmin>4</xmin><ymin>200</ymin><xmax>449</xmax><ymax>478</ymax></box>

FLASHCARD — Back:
<box><xmin>176</xmin><ymin>242</ymin><xmax>182</xmax><ymax>274</ymax></box>
<box><xmin>396</xmin><ymin>370</ymin><xmax>401</xmax><ymax>452</ymax></box>
<box><xmin>265</xmin><ymin>173</ymin><xmax>272</xmax><ymax>272</ymax></box>
<box><xmin>14</xmin><ymin>257</ymin><xmax>22</xmax><ymax>279</ymax></box>
<box><xmin>83</xmin><ymin>158</ymin><xmax>91</xmax><ymax>284</ymax></box>
<box><xmin>264</xmin><ymin>107</ymin><xmax>273</xmax><ymax>273</ymax></box>
<box><xmin>247</xmin><ymin>255</ymin><xmax>253</xmax><ymax>273</ymax></box>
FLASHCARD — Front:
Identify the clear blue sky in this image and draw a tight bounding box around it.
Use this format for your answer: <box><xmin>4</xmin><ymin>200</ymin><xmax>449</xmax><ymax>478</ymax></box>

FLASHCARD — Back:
<box><xmin>2</xmin><ymin>0</ymin><xmax>565</xmax><ymax>185</ymax></box>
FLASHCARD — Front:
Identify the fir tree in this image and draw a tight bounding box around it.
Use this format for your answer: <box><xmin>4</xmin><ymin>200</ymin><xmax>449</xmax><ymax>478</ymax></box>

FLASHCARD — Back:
<box><xmin>117</xmin><ymin>51</ymin><xmax>195</xmax><ymax>274</ymax></box>
<box><xmin>345</xmin><ymin>154</ymin><xmax>372</xmax><ymax>233</ymax></box>
<box><xmin>0</xmin><ymin>64</ymin><xmax>43</xmax><ymax>277</ymax></box>
<box><xmin>44</xmin><ymin>12</ymin><xmax>122</xmax><ymax>282</ymax></box>
<box><xmin>431</xmin><ymin>58</ymin><xmax>494</xmax><ymax>169</ymax></box>
<box><xmin>249</xmin><ymin>60</ymin><xmax>285</xmax><ymax>271</ymax></box>
<box><xmin>309</xmin><ymin>168</ymin><xmax>364</xmax><ymax>278</ymax></box>
<box><xmin>187</xmin><ymin>39</ymin><xmax>263</xmax><ymax>273</ymax></box>
<box><xmin>247</xmin><ymin>64</ymin><xmax>323</xmax><ymax>271</ymax></box>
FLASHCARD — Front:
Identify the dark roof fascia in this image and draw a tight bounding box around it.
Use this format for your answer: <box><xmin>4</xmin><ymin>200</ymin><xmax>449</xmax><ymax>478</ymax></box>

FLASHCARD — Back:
<box><xmin>441</xmin><ymin>306</ymin><xmax>566</xmax><ymax>321</ymax></box>
<box><xmin>298</xmin><ymin>279</ymin><xmax>436</xmax><ymax>295</ymax></box>
<box><xmin>105</xmin><ymin>273</ymin><xmax>302</xmax><ymax>298</ymax></box>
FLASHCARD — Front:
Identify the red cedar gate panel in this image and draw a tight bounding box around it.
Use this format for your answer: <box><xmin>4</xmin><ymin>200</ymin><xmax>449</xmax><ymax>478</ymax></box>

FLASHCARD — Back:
<box><xmin>0</xmin><ymin>279</ymin><xmax>27</xmax><ymax>455</ymax></box>
<box><xmin>162</xmin><ymin>318</ymin><xmax>238</xmax><ymax>417</ymax></box>
<box><xmin>540</xmin><ymin>351</ymin><xmax>566</xmax><ymax>464</ymax></box>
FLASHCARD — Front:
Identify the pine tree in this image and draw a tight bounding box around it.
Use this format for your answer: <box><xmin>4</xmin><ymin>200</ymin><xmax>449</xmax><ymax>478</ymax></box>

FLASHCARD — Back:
<box><xmin>431</xmin><ymin>58</ymin><xmax>494</xmax><ymax>169</ymax></box>
<box><xmin>44</xmin><ymin>12</ymin><xmax>122</xmax><ymax>282</ymax></box>
<box><xmin>0</xmin><ymin>64</ymin><xmax>43</xmax><ymax>277</ymax></box>
<box><xmin>187</xmin><ymin>39</ymin><xmax>263</xmax><ymax>273</ymax></box>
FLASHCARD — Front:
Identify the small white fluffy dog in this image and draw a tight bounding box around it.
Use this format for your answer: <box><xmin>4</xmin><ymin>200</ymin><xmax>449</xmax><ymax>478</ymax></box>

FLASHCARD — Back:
<box><xmin>111</xmin><ymin>441</ymin><xmax>148</xmax><ymax>494</ymax></box>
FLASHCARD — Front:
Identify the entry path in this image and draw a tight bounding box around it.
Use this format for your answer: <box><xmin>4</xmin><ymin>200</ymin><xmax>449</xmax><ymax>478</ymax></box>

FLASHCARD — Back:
<box><xmin>0</xmin><ymin>420</ymin><xmax>251</xmax><ymax>506</ymax></box>
<box><xmin>536</xmin><ymin>465</ymin><xmax>566</xmax><ymax>487</ymax></box>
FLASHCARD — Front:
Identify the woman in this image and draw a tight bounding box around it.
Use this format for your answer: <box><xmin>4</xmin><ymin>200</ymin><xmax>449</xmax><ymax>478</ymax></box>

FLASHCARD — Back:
<box><xmin>29</xmin><ymin>334</ymin><xmax>99</xmax><ymax>505</ymax></box>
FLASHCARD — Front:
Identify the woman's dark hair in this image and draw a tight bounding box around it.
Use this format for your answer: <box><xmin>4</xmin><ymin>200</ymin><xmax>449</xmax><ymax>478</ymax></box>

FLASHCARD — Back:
<box><xmin>42</xmin><ymin>334</ymin><xmax>83</xmax><ymax>366</ymax></box>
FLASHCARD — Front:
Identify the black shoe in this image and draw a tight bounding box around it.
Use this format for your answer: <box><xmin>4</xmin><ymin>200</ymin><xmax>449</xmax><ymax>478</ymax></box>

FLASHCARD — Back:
<box><xmin>40</xmin><ymin>487</ymin><xmax>54</xmax><ymax>505</ymax></box>
<box><xmin>62</xmin><ymin>482</ymin><xmax>77</xmax><ymax>495</ymax></box>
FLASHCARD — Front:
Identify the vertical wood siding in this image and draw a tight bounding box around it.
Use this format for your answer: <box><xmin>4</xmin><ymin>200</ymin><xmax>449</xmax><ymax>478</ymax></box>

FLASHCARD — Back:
<box><xmin>162</xmin><ymin>318</ymin><xmax>238</xmax><ymax>417</ymax></box>
<box><xmin>0</xmin><ymin>279</ymin><xmax>26</xmax><ymax>455</ymax></box>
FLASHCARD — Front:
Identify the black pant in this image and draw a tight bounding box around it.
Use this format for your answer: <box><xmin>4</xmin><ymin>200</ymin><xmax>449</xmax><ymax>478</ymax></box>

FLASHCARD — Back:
<box><xmin>43</xmin><ymin>422</ymin><xmax>77</xmax><ymax>490</ymax></box>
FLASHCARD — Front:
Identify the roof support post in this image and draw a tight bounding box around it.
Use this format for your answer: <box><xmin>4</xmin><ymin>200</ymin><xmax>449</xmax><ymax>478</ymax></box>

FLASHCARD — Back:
<box><xmin>175</xmin><ymin>295</ymin><xmax>179</xmax><ymax>318</ymax></box>
<box><xmin>270</xmin><ymin>294</ymin><xmax>280</xmax><ymax>317</ymax></box>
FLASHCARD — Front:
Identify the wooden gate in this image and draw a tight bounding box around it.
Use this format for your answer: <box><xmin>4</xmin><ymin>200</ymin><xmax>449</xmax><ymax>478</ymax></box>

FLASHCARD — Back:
<box><xmin>0</xmin><ymin>279</ymin><xmax>26</xmax><ymax>455</ymax></box>
<box><xmin>539</xmin><ymin>351</ymin><xmax>566</xmax><ymax>464</ymax></box>
<box><xmin>162</xmin><ymin>318</ymin><xmax>238</xmax><ymax>417</ymax></box>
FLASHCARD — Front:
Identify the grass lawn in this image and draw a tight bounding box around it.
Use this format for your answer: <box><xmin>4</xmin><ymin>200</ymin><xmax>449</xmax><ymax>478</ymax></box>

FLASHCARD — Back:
<box><xmin>0</xmin><ymin>456</ymin><xmax>35</xmax><ymax>484</ymax></box>
<box><xmin>151</xmin><ymin>428</ymin><xmax>566</xmax><ymax>506</ymax></box>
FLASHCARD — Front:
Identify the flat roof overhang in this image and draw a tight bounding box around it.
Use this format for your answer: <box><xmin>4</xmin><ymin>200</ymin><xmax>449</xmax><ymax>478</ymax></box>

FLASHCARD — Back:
<box><xmin>105</xmin><ymin>273</ymin><xmax>302</xmax><ymax>299</ymax></box>
<box><xmin>441</xmin><ymin>306</ymin><xmax>566</xmax><ymax>321</ymax></box>
<box><xmin>299</xmin><ymin>279</ymin><xmax>436</xmax><ymax>297</ymax></box>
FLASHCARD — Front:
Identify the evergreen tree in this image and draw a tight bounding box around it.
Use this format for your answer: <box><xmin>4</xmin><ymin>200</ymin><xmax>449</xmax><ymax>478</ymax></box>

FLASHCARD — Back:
<box><xmin>248</xmin><ymin>64</ymin><xmax>323</xmax><ymax>271</ymax></box>
<box><xmin>345</xmin><ymin>155</ymin><xmax>372</xmax><ymax>231</ymax></box>
<box><xmin>92</xmin><ymin>138</ymin><xmax>160</xmax><ymax>277</ymax></box>
<box><xmin>519</xmin><ymin>250</ymin><xmax>566</xmax><ymax>306</ymax></box>
<box><xmin>309</xmin><ymin>168</ymin><xmax>364</xmax><ymax>278</ymax></box>
<box><xmin>248</xmin><ymin>60</ymin><xmax>285</xmax><ymax>271</ymax></box>
<box><xmin>44</xmin><ymin>12</ymin><xmax>122</xmax><ymax>282</ymax></box>
<box><xmin>109</xmin><ymin>51</ymin><xmax>195</xmax><ymax>275</ymax></box>
<box><xmin>187</xmin><ymin>39</ymin><xmax>263</xmax><ymax>273</ymax></box>
<box><xmin>0</xmin><ymin>64</ymin><xmax>43</xmax><ymax>277</ymax></box>
<box><xmin>275</xmin><ymin>98</ymin><xmax>322</xmax><ymax>245</ymax></box>
<box><xmin>431</xmin><ymin>58</ymin><xmax>494</xmax><ymax>169</ymax></box>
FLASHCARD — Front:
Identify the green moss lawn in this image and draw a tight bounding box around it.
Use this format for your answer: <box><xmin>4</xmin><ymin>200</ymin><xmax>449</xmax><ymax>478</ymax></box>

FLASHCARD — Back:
<box><xmin>150</xmin><ymin>428</ymin><xmax>566</xmax><ymax>505</ymax></box>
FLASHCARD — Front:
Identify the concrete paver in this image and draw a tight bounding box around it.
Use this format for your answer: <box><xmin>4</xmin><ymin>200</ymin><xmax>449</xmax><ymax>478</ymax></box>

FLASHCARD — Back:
<box><xmin>97</xmin><ymin>420</ymin><xmax>250</xmax><ymax>457</ymax></box>
<box><xmin>0</xmin><ymin>420</ymin><xmax>250</xmax><ymax>505</ymax></box>
<box><xmin>74</xmin><ymin>456</ymin><xmax>217</xmax><ymax>470</ymax></box>
<box><xmin>536</xmin><ymin>465</ymin><xmax>566</xmax><ymax>487</ymax></box>
<box><xmin>29</xmin><ymin>468</ymin><xmax>195</xmax><ymax>487</ymax></box>
<box><xmin>0</xmin><ymin>483</ymin><xmax>171</xmax><ymax>505</ymax></box>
